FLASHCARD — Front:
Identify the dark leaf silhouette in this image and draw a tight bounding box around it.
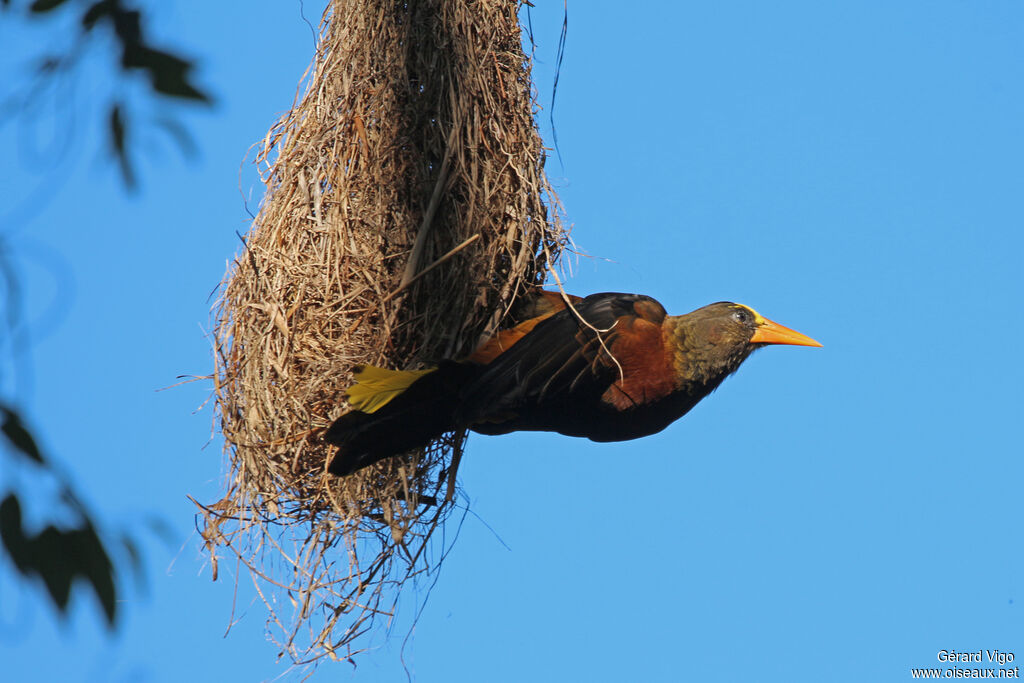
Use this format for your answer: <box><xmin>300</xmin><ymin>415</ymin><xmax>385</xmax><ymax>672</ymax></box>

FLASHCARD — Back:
<box><xmin>1</xmin><ymin>405</ymin><xmax>45</xmax><ymax>465</ymax></box>
<box><xmin>0</xmin><ymin>494</ymin><xmax>117</xmax><ymax>625</ymax></box>
<box><xmin>82</xmin><ymin>0</ymin><xmax>212</xmax><ymax>103</ymax></box>
<box><xmin>29</xmin><ymin>0</ymin><xmax>69</xmax><ymax>12</ymax></box>
<box><xmin>108</xmin><ymin>103</ymin><xmax>135</xmax><ymax>188</ymax></box>
<box><xmin>124</xmin><ymin>45</ymin><xmax>209</xmax><ymax>101</ymax></box>
<box><xmin>81</xmin><ymin>0</ymin><xmax>111</xmax><ymax>30</ymax></box>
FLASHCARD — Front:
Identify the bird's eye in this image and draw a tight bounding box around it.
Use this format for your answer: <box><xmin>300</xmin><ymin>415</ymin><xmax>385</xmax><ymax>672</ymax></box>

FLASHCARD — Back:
<box><xmin>732</xmin><ymin>309</ymin><xmax>751</xmax><ymax>324</ymax></box>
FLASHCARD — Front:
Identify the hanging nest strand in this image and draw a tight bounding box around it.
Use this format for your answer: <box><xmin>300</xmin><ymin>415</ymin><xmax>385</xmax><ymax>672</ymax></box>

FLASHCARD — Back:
<box><xmin>198</xmin><ymin>0</ymin><xmax>568</xmax><ymax>664</ymax></box>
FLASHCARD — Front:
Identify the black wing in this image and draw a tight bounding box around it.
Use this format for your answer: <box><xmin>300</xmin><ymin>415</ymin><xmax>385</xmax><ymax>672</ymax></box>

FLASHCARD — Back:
<box><xmin>456</xmin><ymin>292</ymin><xmax>665</xmax><ymax>433</ymax></box>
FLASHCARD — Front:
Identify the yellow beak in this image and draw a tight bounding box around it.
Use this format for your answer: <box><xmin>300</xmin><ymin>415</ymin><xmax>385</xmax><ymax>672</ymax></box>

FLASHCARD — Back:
<box><xmin>749</xmin><ymin>318</ymin><xmax>822</xmax><ymax>347</ymax></box>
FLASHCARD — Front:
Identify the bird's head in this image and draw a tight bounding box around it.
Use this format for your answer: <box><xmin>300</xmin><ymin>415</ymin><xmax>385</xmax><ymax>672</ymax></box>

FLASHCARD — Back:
<box><xmin>692</xmin><ymin>301</ymin><xmax>822</xmax><ymax>347</ymax></box>
<box><xmin>673</xmin><ymin>302</ymin><xmax>821</xmax><ymax>381</ymax></box>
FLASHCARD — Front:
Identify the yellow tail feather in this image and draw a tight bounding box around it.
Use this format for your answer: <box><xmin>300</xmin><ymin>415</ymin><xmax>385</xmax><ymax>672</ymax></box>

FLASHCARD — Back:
<box><xmin>345</xmin><ymin>365</ymin><xmax>437</xmax><ymax>414</ymax></box>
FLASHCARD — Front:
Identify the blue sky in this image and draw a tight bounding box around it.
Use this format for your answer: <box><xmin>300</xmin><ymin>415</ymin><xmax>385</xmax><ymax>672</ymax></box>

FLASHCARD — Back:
<box><xmin>2</xmin><ymin>1</ymin><xmax>1022</xmax><ymax>681</ymax></box>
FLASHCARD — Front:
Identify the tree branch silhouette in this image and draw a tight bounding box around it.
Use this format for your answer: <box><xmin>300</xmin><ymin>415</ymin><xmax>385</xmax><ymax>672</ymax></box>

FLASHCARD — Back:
<box><xmin>1</xmin><ymin>0</ymin><xmax>211</xmax><ymax>626</ymax></box>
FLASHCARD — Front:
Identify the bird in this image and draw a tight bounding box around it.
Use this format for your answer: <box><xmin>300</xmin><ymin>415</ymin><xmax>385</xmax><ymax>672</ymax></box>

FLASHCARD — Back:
<box><xmin>325</xmin><ymin>291</ymin><xmax>821</xmax><ymax>476</ymax></box>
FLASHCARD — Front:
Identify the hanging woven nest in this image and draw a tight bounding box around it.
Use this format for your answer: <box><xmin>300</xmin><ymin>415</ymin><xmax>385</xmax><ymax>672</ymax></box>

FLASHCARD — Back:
<box><xmin>196</xmin><ymin>0</ymin><xmax>569</xmax><ymax>664</ymax></box>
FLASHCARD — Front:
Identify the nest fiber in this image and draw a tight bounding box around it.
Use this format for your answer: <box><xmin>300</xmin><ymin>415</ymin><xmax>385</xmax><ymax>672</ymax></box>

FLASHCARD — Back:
<box><xmin>199</xmin><ymin>0</ymin><xmax>568</xmax><ymax>663</ymax></box>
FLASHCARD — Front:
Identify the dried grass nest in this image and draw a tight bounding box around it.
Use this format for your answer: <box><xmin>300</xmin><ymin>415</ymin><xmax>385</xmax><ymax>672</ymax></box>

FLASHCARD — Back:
<box><xmin>195</xmin><ymin>0</ymin><xmax>570</xmax><ymax>664</ymax></box>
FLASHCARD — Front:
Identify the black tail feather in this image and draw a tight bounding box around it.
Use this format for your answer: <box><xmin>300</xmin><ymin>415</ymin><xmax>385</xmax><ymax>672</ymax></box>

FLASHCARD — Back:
<box><xmin>326</xmin><ymin>361</ymin><xmax>476</xmax><ymax>476</ymax></box>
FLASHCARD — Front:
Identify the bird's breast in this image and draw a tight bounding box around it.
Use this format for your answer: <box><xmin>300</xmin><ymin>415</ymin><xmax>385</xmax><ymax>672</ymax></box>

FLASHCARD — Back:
<box><xmin>599</xmin><ymin>321</ymin><xmax>680</xmax><ymax>411</ymax></box>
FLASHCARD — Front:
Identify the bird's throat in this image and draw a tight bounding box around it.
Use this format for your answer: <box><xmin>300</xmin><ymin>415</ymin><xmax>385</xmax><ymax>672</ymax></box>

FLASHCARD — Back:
<box><xmin>664</xmin><ymin>317</ymin><xmax>753</xmax><ymax>388</ymax></box>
